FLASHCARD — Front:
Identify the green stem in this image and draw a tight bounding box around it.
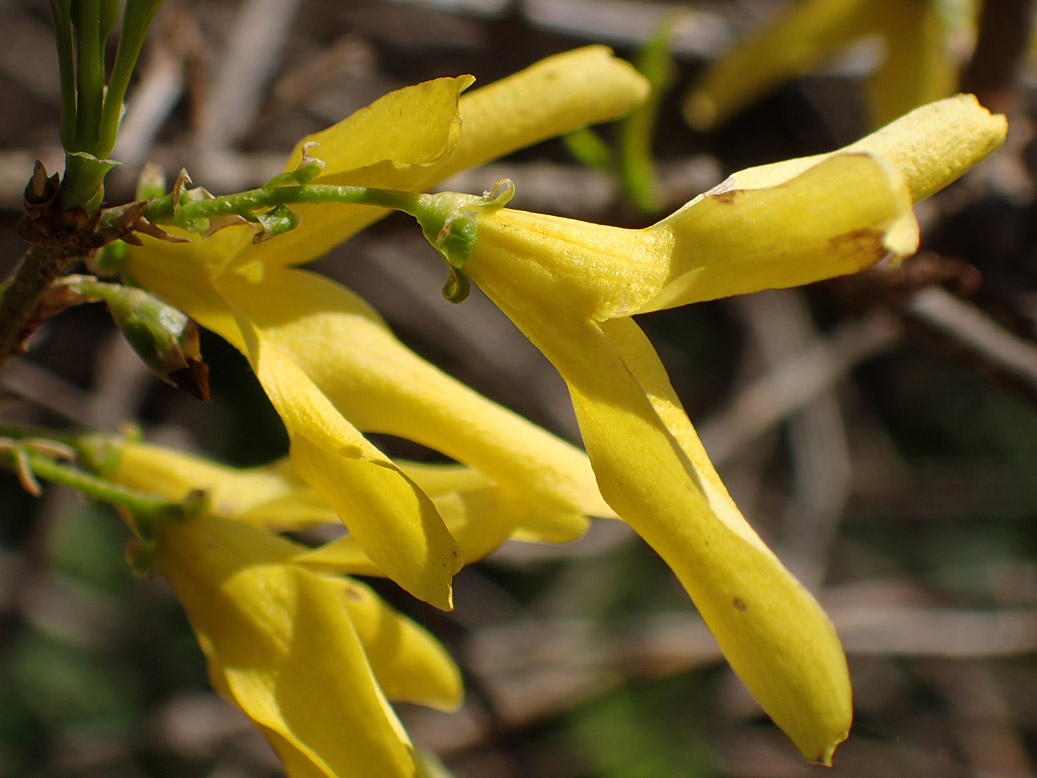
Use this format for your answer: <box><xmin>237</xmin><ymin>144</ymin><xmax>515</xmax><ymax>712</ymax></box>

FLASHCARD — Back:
<box><xmin>0</xmin><ymin>424</ymin><xmax>82</xmax><ymax>447</ymax></box>
<box><xmin>99</xmin><ymin>0</ymin><xmax>165</xmax><ymax>157</ymax></box>
<box><xmin>0</xmin><ymin>446</ymin><xmax>183</xmax><ymax>518</ymax></box>
<box><xmin>49</xmin><ymin>0</ymin><xmax>78</xmax><ymax>150</ymax></box>
<box><xmin>72</xmin><ymin>0</ymin><xmax>104</xmax><ymax>152</ymax></box>
<box><xmin>137</xmin><ymin>184</ymin><xmax>427</xmax><ymax>229</ymax></box>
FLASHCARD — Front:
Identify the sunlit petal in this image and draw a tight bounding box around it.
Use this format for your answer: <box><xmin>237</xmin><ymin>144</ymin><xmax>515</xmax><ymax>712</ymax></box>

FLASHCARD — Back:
<box><xmin>219</xmin><ymin>267</ymin><xmax>612</xmax><ymax>518</ymax></box>
<box><xmin>232</xmin><ymin>310</ymin><xmax>460</xmax><ymax>609</ymax></box>
<box><xmin>297</xmin><ymin>483</ymin><xmax>588</xmax><ymax>576</ymax></box>
<box><xmin>156</xmin><ymin>515</ymin><xmax>424</xmax><ymax>778</ymax></box>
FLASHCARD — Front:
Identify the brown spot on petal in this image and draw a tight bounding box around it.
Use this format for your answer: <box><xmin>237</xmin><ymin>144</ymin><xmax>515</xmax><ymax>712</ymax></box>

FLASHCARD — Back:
<box><xmin>828</xmin><ymin>227</ymin><xmax>883</xmax><ymax>252</ymax></box>
<box><xmin>342</xmin><ymin>587</ymin><xmax>365</xmax><ymax>603</ymax></box>
<box><xmin>828</xmin><ymin>227</ymin><xmax>891</xmax><ymax>269</ymax></box>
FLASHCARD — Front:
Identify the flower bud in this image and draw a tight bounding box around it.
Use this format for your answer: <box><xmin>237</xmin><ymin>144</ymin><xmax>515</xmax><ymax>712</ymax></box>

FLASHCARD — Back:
<box><xmin>103</xmin><ymin>284</ymin><xmax>210</xmax><ymax>400</ymax></box>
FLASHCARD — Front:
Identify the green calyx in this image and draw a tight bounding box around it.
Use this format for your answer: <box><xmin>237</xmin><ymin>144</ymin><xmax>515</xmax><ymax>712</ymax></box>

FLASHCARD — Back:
<box><xmin>413</xmin><ymin>180</ymin><xmax>515</xmax><ymax>303</ymax></box>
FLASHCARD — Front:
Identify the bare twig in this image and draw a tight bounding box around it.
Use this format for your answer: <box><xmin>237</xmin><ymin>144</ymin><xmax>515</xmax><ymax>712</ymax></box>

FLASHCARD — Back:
<box><xmin>699</xmin><ymin>311</ymin><xmax>902</xmax><ymax>466</ymax></box>
<box><xmin>727</xmin><ymin>289</ymin><xmax>853</xmax><ymax>588</ymax></box>
<box><xmin>904</xmin><ymin>286</ymin><xmax>1037</xmax><ymax>401</ymax></box>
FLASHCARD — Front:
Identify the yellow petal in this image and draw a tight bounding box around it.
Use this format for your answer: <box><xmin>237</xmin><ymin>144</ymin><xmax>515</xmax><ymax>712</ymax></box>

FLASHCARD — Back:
<box><xmin>396</xmin><ymin>460</ymin><xmax>492</xmax><ymax>497</ymax></box>
<box><xmin>232</xmin><ymin>308</ymin><xmax>461</xmax><ymax>609</ymax></box>
<box><xmin>595</xmin><ymin>318</ymin><xmax>852</xmax><ymax>763</ymax></box>
<box><xmin>867</xmin><ymin>0</ymin><xmax>956</xmax><ymax>126</ymax></box>
<box><xmin>280</xmin><ymin>77</ymin><xmax>474</xmax><ymax>180</ymax></box>
<box><xmin>442</xmin><ymin>46</ymin><xmax>649</xmax><ymax>179</ymax></box>
<box><xmin>244</xmin><ymin>76</ymin><xmax>474</xmax><ymax>271</ymax></box>
<box><xmin>156</xmin><ymin>515</ymin><xmax>424</xmax><ymax>778</ymax></box>
<box><xmin>124</xmin><ymin>248</ymin><xmax>463</xmax><ymax>603</ymax></box>
<box><xmin>723</xmin><ymin>95</ymin><xmax>1007</xmax><ymax>204</ymax></box>
<box><xmin>462</xmin><ymin>152</ymin><xmax>914</xmax><ymax>320</ymax></box>
<box><xmin>239</xmin><ymin>47</ymin><xmax>647</xmax><ymax>272</ymax></box>
<box><xmin>104</xmin><ymin>441</ymin><xmax>332</xmax><ymax>527</ymax></box>
<box><xmin>464</xmin><ymin>268</ymin><xmax>851</xmax><ymax>761</ymax></box>
<box><xmin>297</xmin><ymin>484</ymin><xmax>588</xmax><ymax>576</ymax></box>
<box><xmin>458</xmin><ymin>203</ymin><xmax>667</xmax><ymax>320</ymax></box>
<box><xmin>121</xmin><ymin>233</ymin><xmax>247</xmax><ymax>347</ymax></box>
<box><xmin>219</xmin><ymin>267</ymin><xmax>612</xmax><ymax>518</ymax></box>
<box><xmin>325</xmin><ymin>576</ymin><xmax>463</xmax><ymax>711</ymax></box>
<box><xmin>842</xmin><ymin>93</ymin><xmax>1007</xmax><ymax>202</ymax></box>
<box><xmin>683</xmin><ymin>0</ymin><xmax>879</xmax><ymax>130</ymax></box>
<box><xmin>639</xmin><ymin>152</ymin><xmax>916</xmax><ymax>311</ymax></box>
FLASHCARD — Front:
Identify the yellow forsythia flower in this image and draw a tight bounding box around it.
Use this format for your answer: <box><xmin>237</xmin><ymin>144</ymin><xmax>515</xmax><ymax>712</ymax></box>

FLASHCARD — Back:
<box><xmin>153</xmin><ymin>511</ymin><xmax>460</xmax><ymax>778</ymax></box>
<box><xmin>416</xmin><ymin>95</ymin><xmax>1006</xmax><ymax>762</ymax></box>
<box><xmin>99</xmin><ymin>435</ymin><xmax>586</xmax><ymax>778</ymax></box>
<box><xmin>123</xmin><ymin>47</ymin><xmax>646</xmax><ymax>608</ymax></box>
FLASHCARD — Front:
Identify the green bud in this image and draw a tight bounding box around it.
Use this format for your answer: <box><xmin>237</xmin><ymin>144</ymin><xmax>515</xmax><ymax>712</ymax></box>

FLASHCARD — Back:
<box><xmin>253</xmin><ymin>204</ymin><xmax>301</xmax><ymax>243</ymax></box>
<box><xmin>101</xmin><ymin>284</ymin><xmax>210</xmax><ymax>400</ymax></box>
<box><xmin>135</xmin><ymin>161</ymin><xmax>166</xmax><ymax>201</ymax></box>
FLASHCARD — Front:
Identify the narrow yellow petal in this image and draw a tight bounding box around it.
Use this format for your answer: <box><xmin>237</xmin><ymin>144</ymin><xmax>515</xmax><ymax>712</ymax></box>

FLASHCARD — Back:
<box><xmin>640</xmin><ymin>152</ymin><xmax>916</xmax><ymax>311</ymax></box>
<box><xmin>243</xmin><ymin>76</ymin><xmax>474</xmax><ymax>270</ymax></box>
<box><xmin>156</xmin><ymin>515</ymin><xmax>424</xmax><ymax>778</ymax></box>
<box><xmin>683</xmin><ymin>0</ymin><xmax>878</xmax><ymax>130</ymax></box>
<box><xmin>462</xmin><ymin>205</ymin><xmax>667</xmax><ymax>320</ymax></box>
<box><xmin>463</xmin><ymin>153</ymin><xmax>914</xmax><ymax>320</ymax></box>
<box><xmin>280</xmin><ymin>77</ymin><xmax>474</xmax><ymax>178</ymax></box>
<box><xmin>220</xmin><ymin>268</ymin><xmax>612</xmax><ymax>518</ymax></box>
<box><xmin>125</xmin><ymin>249</ymin><xmax>464</xmax><ymax>599</ymax></box>
<box><xmin>232</xmin><ymin>308</ymin><xmax>461</xmax><ymax>610</ymax></box>
<box><xmin>233</xmin><ymin>489</ymin><xmax>339</xmax><ymax>531</ymax></box>
<box><xmin>106</xmin><ymin>441</ymin><xmax>337</xmax><ymax>529</ymax></box>
<box><xmin>842</xmin><ymin>94</ymin><xmax>1007</xmax><ymax>202</ymax></box>
<box><xmin>723</xmin><ymin>95</ymin><xmax>1007</xmax><ymax>204</ymax></box>
<box><xmin>121</xmin><ymin>233</ymin><xmax>247</xmax><ymax>349</ymax></box>
<box><xmin>325</xmin><ymin>577</ymin><xmax>463</xmax><ymax>711</ymax></box>
<box><xmin>396</xmin><ymin>460</ymin><xmax>492</xmax><ymax>497</ymax></box>
<box><xmin>867</xmin><ymin>0</ymin><xmax>956</xmax><ymax>126</ymax></box>
<box><xmin>464</xmin><ymin>274</ymin><xmax>852</xmax><ymax>762</ymax></box>
<box><xmin>298</xmin><ymin>484</ymin><xmax>588</xmax><ymax>575</ymax></box>
<box><xmin>239</xmin><ymin>47</ymin><xmax>647</xmax><ymax>271</ymax></box>
<box><xmin>442</xmin><ymin>46</ymin><xmax>649</xmax><ymax>179</ymax></box>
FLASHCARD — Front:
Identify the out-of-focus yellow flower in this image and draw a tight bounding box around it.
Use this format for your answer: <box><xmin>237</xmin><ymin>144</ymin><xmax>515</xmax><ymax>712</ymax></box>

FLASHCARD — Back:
<box><xmin>152</xmin><ymin>510</ymin><xmax>461</xmax><ymax>778</ymax></box>
<box><xmin>416</xmin><ymin>95</ymin><xmax>1006</xmax><ymax>762</ymax></box>
<box><xmin>103</xmin><ymin>438</ymin><xmax>588</xmax><ymax>559</ymax></box>
<box><xmin>685</xmin><ymin>0</ymin><xmax>961</xmax><ymax>130</ymax></box>
<box><xmin>98</xmin><ymin>435</ymin><xmax>587</xmax><ymax>778</ymax></box>
<box><xmin>123</xmin><ymin>47</ymin><xmax>644</xmax><ymax>608</ymax></box>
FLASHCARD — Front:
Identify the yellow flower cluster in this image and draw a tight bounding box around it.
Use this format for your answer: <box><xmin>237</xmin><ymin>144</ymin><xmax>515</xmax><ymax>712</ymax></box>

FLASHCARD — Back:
<box><xmin>113</xmin><ymin>45</ymin><xmax>1005</xmax><ymax>776</ymax></box>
